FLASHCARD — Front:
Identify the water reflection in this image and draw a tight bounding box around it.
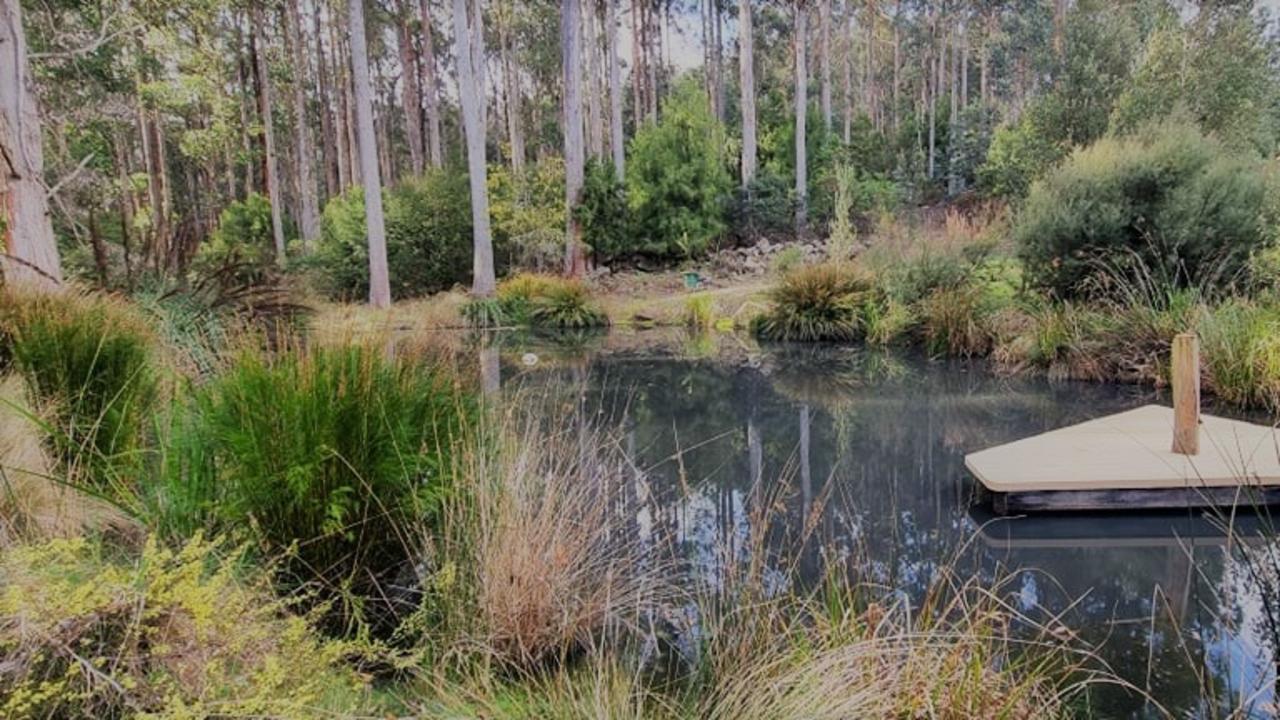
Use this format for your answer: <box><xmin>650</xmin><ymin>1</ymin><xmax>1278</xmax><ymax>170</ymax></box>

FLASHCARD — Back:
<box><xmin>490</xmin><ymin>335</ymin><xmax>1277</xmax><ymax>718</ymax></box>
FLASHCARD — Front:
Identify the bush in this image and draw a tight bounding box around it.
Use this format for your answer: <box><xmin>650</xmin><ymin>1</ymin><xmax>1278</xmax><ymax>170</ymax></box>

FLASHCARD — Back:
<box><xmin>152</xmin><ymin>344</ymin><xmax>473</xmax><ymax>632</ymax></box>
<box><xmin>730</xmin><ymin>168</ymin><xmax>795</xmax><ymax>242</ymax></box>
<box><xmin>576</xmin><ymin>158</ymin><xmax>631</xmax><ymax>261</ymax></box>
<box><xmin>683</xmin><ymin>293</ymin><xmax>716</xmax><ymax>331</ymax></box>
<box><xmin>1016</xmin><ymin>123</ymin><xmax>1272</xmax><ymax>298</ymax></box>
<box><xmin>0</xmin><ymin>288</ymin><xmax>156</xmax><ymax>493</ymax></box>
<box><xmin>490</xmin><ymin>157</ymin><xmax>566</xmax><ymax>271</ymax></box>
<box><xmin>0</xmin><ymin>535</ymin><xmax>372</xmax><ymax>719</ymax></box>
<box><xmin>754</xmin><ymin>263</ymin><xmax>875</xmax><ymax>342</ymax></box>
<box><xmin>195</xmin><ymin>192</ymin><xmax>277</xmax><ymax>284</ymax></box>
<box><xmin>1201</xmin><ymin>300</ymin><xmax>1280</xmax><ymax>409</ymax></box>
<box><xmin>626</xmin><ymin>78</ymin><xmax>733</xmax><ymax>258</ymax></box>
<box><xmin>313</xmin><ymin>169</ymin><xmax>474</xmax><ymax>300</ymax></box>
<box><xmin>527</xmin><ymin>280</ymin><xmax>608</xmax><ymax>329</ymax></box>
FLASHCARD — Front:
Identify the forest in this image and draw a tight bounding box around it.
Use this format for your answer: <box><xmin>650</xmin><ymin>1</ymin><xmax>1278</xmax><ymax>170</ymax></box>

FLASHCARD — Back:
<box><xmin>5</xmin><ymin>0</ymin><xmax>1280</xmax><ymax>717</ymax></box>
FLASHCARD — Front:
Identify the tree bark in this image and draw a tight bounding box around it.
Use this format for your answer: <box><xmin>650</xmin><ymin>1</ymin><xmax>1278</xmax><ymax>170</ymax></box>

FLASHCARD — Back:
<box><xmin>348</xmin><ymin>0</ymin><xmax>392</xmax><ymax>307</ymax></box>
<box><xmin>739</xmin><ymin>0</ymin><xmax>756</xmax><ymax>186</ymax></box>
<box><xmin>794</xmin><ymin>1</ymin><xmax>807</xmax><ymax>233</ymax></box>
<box><xmin>314</xmin><ymin>0</ymin><xmax>340</xmax><ymax>198</ymax></box>
<box><xmin>563</xmin><ymin>0</ymin><xmax>586</xmax><ymax>276</ymax></box>
<box><xmin>0</xmin><ymin>0</ymin><xmax>62</xmax><ymax>288</ymax></box>
<box><xmin>453</xmin><ymin>0</ymin><xmax>496</xmax><ymax>295</ymax></box>
<box><xmin>395</xmin><ymin>1</ymin><xmax>426</xmax><ymax>176</ymax></box>
<box><xmin>819</xmin><ymin>0</ymin><xmax>831</xmax><ymax>131</ymax></box>
<box><xmin>418</xmin><ymin>0</ymin><xmax>444</xmax><ymax>167</ymax></box>
<box><xmin>286</xmin><ymin>0</ymin><xmax>321</xmax><ymax>249</ymax></box>
<box><xmin>585</xmin><ymin>3</ymin><xmax>604</xmax><ymax>159</ymax></box>
<box><xmin>607</xmin><ymin>0</ymin><xmax>624</xmax><ymax>175</ymax></box>
<box><xmin>252</xmin><ymin>0</ymin><xmax>288</xmax><ymax>263</ymax></box>
<box><xmin>497</xmin><ymin>0</ymin><xmax>525</xmax><ymax>175</ymax></box>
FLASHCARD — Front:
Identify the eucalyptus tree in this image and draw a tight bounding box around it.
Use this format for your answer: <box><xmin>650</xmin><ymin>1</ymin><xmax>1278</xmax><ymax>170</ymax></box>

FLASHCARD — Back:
<box><xmin>251</xmin><ymin>0</ymin><xmax>287</xmax><ymax>263</ymax></box>
<box><xmin>0</xmin><ymin>0</ymin><xmax>62</xmax><ymax>288</ymax></box>
<box><xmin>453</xmin><ymin>0</ymin><xmax>496</xmax><ymax>295</ymax></box>
<box><xmin>348</xmin><ymin>0</ymin><xmax>392</xmax><ymax>307</ymax></box>
<box><xmin>739</xmin><ymin>0</ymin><xmax>756</xmax><ymax>186</ymax></box>
<box><xmin>563</xmin><ymin>0</ymin><xmax>586</xmax><ymax>276</ymax></box>
<box><xmin>793</xmin><ymin>0</ymin><xmax>808</xmax><ymax>232</ymax></box>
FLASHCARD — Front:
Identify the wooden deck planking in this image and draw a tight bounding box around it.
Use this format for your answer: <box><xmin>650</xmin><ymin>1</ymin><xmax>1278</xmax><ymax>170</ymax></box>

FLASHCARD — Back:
<box><xmin>965</xmin><ymin>405</ymin><xmax>1280</xmax><ymax>495</ymax></box>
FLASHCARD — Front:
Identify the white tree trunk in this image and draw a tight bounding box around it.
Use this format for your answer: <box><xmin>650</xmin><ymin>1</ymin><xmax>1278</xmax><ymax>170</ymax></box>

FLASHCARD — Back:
<box><xmin>0</xmin><ymin>0</ymin><xmax>61</xmax><ymax>289</ymax></box>
<box><xmin>607</xmin><ymin>0</ymin><xmax>625</xmax><ymax>176</ymax></box>
<box><xmin>418</xmin><ymin>0</ymin><xmax>444</xmax><ymax>167</ymax></box>
<box><xmin>252</xmin><ymin>1</ymin><xmax>288</xmax><ymax>263</ymax></box>
<box><xmin>563</xmin><ymin>0</ymin><xmax>586</xmax><ymax>276</ymax></box>
<box><xmin>585</xmin><ymin>5</ymin><xmax>604</xmax><ymax>159</ymax></box>
<box><xmin>286</xmin><ymin>0</ymin><xmax>320</xmax><ymax>249</ymax></box>
<box><xmin>349</xmin><ymin>0</ymin><xmax>392</xmax><ymax>307</ymax></box>
<box><xmin>794</xmin><ymin>2</ymin><xmax>807</xmax><ymax>232</ymax></box>
<box><xmin>395</xmin><ymin>9</ymin><xmax>426</xmax><ymax>176</ymax></box>
<box><xmin>739</xmin><ymin>0</ymin><xmax>756</xmax><ymax>187</ymax></box>
<box><xmin>819</xmin><ymin>0</ymin><xmax>831</xmax><ymax>132</ymax></box>
<box><xmin>453</xmin><ymin>0</ymin><xmax>495</xmax><ymax>296</ymax></box>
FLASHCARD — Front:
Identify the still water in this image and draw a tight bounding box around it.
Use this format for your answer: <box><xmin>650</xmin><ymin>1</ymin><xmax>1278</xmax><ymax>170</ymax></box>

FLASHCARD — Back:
<box><xmin>494</xmin><ymin>332</ymin><xmax>1278</xmax><ymax>719</ymax></box>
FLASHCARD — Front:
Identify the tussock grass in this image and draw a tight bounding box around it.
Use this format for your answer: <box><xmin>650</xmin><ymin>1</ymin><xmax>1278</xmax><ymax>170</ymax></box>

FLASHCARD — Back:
<box><xmin>0</xmin><ymin>286</ymin><xmax>158</xmax><ymax>494</ymax></box>
<box><xmin>150</xmin><ymin>341</ymin><xmax>475</xmax><ymax>634</ymax></box>
<box><xmin>755</xmin><ymin>262</ymin><xmax>875</xmax><ymax>342</ymax></box>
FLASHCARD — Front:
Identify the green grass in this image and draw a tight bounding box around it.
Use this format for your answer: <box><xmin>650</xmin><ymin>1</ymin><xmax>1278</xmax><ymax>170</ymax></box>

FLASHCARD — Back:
<box><xmin>149</xmin><ymin>342</ymin><xmax>475</xmax><ymax>634</ymax></box>
<box><xmin>754</xmin><ymin>263</ymin><xmax>874</xmax><ymax>342</ymax></box>
<box><xmin>0</xmin><ymin>288</ymin><xmax>157</xmax><ymax>494</ymax></box>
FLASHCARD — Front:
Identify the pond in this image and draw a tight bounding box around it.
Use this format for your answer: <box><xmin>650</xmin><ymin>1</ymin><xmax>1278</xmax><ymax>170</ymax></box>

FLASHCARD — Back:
<box><xmin>484</xmin><ymin>330</ymin><xmax>1278</xmax><ymax>719</ymax></box>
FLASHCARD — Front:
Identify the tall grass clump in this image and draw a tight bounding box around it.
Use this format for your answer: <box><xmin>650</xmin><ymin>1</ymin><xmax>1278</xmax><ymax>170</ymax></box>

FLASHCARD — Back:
<box><xmin>683</xmin><ymin>293</ymin><xmax>716</xmax><ymax>331</ymax></box>
<box><xmin>528</xmin><ymin>280</ymin><xmax>609</xmax><ymax>329</ymax></box>
<box><xmin>1200</xmin><ymin>300</ymin><xmax>1280</xmax><ymax>409</ymax></box>
<box><xmin>430</xmin><ymin>408</ymin><xmax>665</xmax><ymax>670</ymax></box>
<box><xmin>0</xmin><ymin>287</ymin><xmax>157</xmax><ymax>493</ymax></box>
<box><xmin>153</xmin><ymin>342</ymin><xmax>474</xmax><ymax>633</ymax></box>
<box><xmin>0</xmin><ymin>534</ymin><xmax>374</xmax><ymax>719</ymax></box>
<box><xmin>755</xmin><ymin>263</ymin><xmax>875</xmax><ymax>342</ymax></box>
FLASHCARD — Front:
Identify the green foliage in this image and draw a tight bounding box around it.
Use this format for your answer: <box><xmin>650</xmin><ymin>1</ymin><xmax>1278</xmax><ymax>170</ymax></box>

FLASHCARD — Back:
<box><xmin>730</xmin><ymin>168</ymin><xmax>795</xmax><ymax>241</ymax></box>
<box><xmin>1200</xmin><ymin>300</ymin><xmax>1280</xmax><ymax>409</ymax></box>
<box><xmin>196</xmin><ymin>192</ymin><xmax>276</xmax><ymax>283</ymax></box>
<box><xmin>0</xmin><ymin>535</ymin><xmax>372</xmax><ymax>719</ymax></box>
<box><xmin>313</xmin><ymin>170</ymin><xmax>474</xmax><ymax>300</ymax></box>
<box><xmin>828</xmin><ymin>165</ymin><xmax>858</xmax><ymax>260</ymax></box>
<box><xmin>626</xmin><ymin>78</ymin><xmax>733</xmax><ymax>258</ymax></box>
<box><xmin>152</xmin><ymin>344</ymin><xmax>473</xmax><ymax>632</ymax></box>
<box><xmin>495</xmin><ymin>273</ymin><xmax>561</xmax><ymax>325</ymax></box>
<box><xmin>771</xmin><ymin>246</ymin><xmax>804</xmax><ymax>275</ymax></box>
<box><xmin>490</xmin><ymin>157</ymin><xmax>566</xmax><ymax>256</ymax></box>
<box><xmin>977</xmin><ymin>113</ymin><xmax>1068</xmax><ymax>199</ymax></box>
<box><xmin>527</xmin><ymin>280</ymin><xmax>609</xmax><ymax>329</ymax></box>
<box><xmin>0</xmin><ymin>289</ymin><xmax>156</xmax><ymax>492</ymax></box>
<box><xmin>754</xmin><ymin>263</ymin><xmax>874</xmax><ymax>342</ymax></box>
<box><xmin>576</xmin><ymin>158</ymin><xmax>631</xmax><ymax>261</ymax></box>
<box><xmin>461</xmin><ymin>297</ymin><xmax>506</xmax><ymax>328</ymax></box>
<box><xmin>683</xmin><ymin>293</ymin><xmax>716</xmax><ymax>331</ymax></box>
<box><xmin>1016</xmin><ymin>122</ymin><xmax>1272</xmax><ymax>298</ymax></box>
<box><xmin>1110</xmin><ymin>9</ymin><xmax>1280</xmax><ymax>154</ymax></box>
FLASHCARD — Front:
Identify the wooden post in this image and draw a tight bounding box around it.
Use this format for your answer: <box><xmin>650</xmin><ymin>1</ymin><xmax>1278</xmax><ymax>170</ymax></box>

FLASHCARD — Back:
<box><xmin>1171</xmin><ymin>333</ymin><xmax>1200</xmax><ymax>455</ymax></box>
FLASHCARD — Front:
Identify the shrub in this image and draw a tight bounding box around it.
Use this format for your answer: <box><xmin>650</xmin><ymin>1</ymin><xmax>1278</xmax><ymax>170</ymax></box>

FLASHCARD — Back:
<box><xmin>1016</xmin><ymin>122</ymin><xmax>1272</xmax><ymax>298</ymax></box>
<box><xmin>771</xmin><ymin>246</ymin><xmax>804</xmax><ymax>275</ymax></box>
<box><xmin>626</xmin><ymin>78</ymin><xmax>733</xmax><ymax>258</ymax></box>
<box><xmin>754</xmin><ymin>263</ymin><xmax>874</xmax><ymax>342</ymax></box>
<box><xmin>0</xmin><ymin>535</ymin><xmax>372</xmax><ymax>719</ymax></box>
<box><xmin>730</xmin><ymin>168</ymin><xmax>795</xmax><ymax>242</ymax></box>
<box><xmin>919</xmin><ymin>285</ymin><xmax>995</xmax><ymax>358</ymax></box>
<box><xmin>528</xmin><ymin>280</ymin><xmax>609</xmax><ymax>329</ymax></box>
<box><xmin>313</xmin><ymin>169</ymin><xmax>474</xmax><ymax>300</ymax></box>
<box><xmin>576</xmin><ymin>158</ymin><xmax>631</xmax><ymax>261</ymax></box>
<box><xmin>489</xmin><ymin>157</ymin><xmax>566</xmax><ymax>272</ymax></box>
<box><xmin>195</xmin><ymin>192</ymin><xmax>277</xmax><ymax>284</ymax></box>
<box><xmin>0</xmin><ymin>288</ymin><xmax>156</xmax><ymax>493</ymax></box>
<box><xmin>152</xmin><ymin>344</ymin><xmax>473</xmax><ymax>633</ymax></box>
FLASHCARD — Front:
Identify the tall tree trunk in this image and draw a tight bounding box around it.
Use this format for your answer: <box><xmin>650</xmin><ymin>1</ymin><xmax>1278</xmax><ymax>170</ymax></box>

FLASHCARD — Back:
<box><xmin>607</xmin><ymin>0</ymin><xmax>625</xmax><ymax>175</ymax></box>
<box><xmin>314</xmin><ymin>0</ymin><xmax>340</xmax><ymax>198</ymax></box>
<box><xmin>892</xmin><ymin>0</ymin><xmax>900</xmax><ymax>130</ymax></box>
<box><xmin>348</xmin><ymin>0</ymin><xmax>392</xmax><ymax>307</ymax></box>
<box><xmin>819</xmin><ymin>0</ymin><xmax>831</xmax><ymax>131</ymax></box>
<box><xmin>286</xmin><ymin>0</ymin><xmax>321</xmax><ymax>249</ymax></box>
<box><xmin>453</xmin><ymin>0</ymin><xmax>496</xmax><ymax>295</ymax></box>
<box><xmin>794</xmin><ymin>1</ymin><xmax>807</xmax><ymax>233</ymax></box>
<box><xmin>563</xmin><ymin>0</ymin><xmax>586</xmax><ymax>276</ymax></box>
<box><xmin>586</xmin><ymin>4</ymin><xmax>604</xmax><ymax>159</ymax></box>
<box><xmin>418</xmin><ymin>0</ymin><xmax>444</xmax><ymax>167</ymax></box>
<box><xmin>396</xmin><ymin>2</ymin><xmax>426</xmax><ymax>175</ymax></box>
<box><xmin>739</xmin><ymin>0</ymin><xmax>756</xmax><ymax>186</ymax></box>
<box><xmin>631</xmin><ymin>0</ymin><xmax>644</xmax><ymax>129</ymax></box>
<box><xmin>713</xmin><ymin>0</ymin><xmax>724</xmax><ymax>122</ymax></box>
<box><xmin>497</xmin><ymin>0</ymin><xmax>525</xmax><ymax>176</ymax></box>
<box><xmin>252</xmin><ymin>0</ymin><xmax>288</xmax><ymax>262</ymax></box>
<box><xmin>0</xmin><ymin>0</ymin><xmax>62</xmax><ymax>288</ymax></box>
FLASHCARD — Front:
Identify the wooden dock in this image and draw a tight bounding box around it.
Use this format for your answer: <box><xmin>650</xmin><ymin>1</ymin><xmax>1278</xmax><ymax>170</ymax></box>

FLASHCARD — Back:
<box><xmin>966</xmin><ymin>404</ymin><xmax>1280</xmax><ymax>513</ymax></box>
